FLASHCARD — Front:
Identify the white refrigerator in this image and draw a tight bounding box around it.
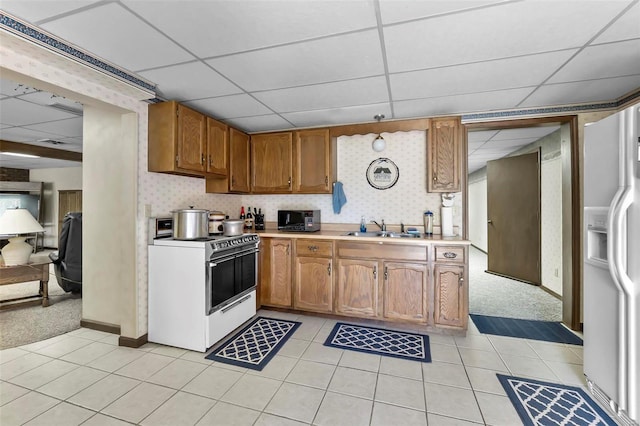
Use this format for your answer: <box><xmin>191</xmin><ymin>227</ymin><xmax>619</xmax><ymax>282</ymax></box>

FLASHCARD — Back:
<box><xmin>583</xmin><ymin>103</ymin><xmax>639</xmax><ymax>426</ymax></box>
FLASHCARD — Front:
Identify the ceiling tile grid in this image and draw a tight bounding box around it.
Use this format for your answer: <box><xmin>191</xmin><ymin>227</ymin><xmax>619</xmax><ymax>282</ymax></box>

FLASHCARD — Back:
<box><xmin>1</xmin><ymin>0</ymin><xmax>639</xmax><ymax>171</ymax></box>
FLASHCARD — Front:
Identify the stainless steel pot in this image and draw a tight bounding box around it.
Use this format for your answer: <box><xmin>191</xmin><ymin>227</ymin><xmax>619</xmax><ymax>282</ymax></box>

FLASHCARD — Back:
<box><xmin>172</xmin><ymin>207</ymin><xmax>209</xmax><ymax>240</ymax></box>
<box><xmin>223</xmin><ymin>219</ymin><xmax>244</xmax><ymax>236</ymax></box>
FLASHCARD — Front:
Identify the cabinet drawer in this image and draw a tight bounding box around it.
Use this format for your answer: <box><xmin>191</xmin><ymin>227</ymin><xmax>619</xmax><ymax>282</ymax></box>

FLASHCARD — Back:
<box><xmin>435</xmin><ymin>246</ymin><xmax>465</xmax><ymax>263</ymax></box>
<box><xmin>296</xmin><ymin>239</ymin><xmax>333</xmax><ymax>257</ymax></box>
<box><xmin>338</xmin><ymin>242</ymin><xmax>427</xmax><ymax>262</ymax></box>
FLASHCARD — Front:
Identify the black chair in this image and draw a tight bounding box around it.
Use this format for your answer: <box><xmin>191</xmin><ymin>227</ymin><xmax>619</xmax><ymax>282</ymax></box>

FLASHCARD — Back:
<box><xmin>49</xmin><ymin>212</ymin><xmax>82</xmax><ymax>293</ymax></box>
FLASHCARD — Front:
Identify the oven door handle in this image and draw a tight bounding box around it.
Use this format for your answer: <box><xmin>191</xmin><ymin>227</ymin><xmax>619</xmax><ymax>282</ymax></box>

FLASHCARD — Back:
<box><xmin>221</xmin><ymin>293</ymin><xmax>252</xmax><ymax>313</ymax></box>
<box><xmin>209</xmin><ymin>247</ymin><xmax>259</xmax><ymax>267</ymax></box>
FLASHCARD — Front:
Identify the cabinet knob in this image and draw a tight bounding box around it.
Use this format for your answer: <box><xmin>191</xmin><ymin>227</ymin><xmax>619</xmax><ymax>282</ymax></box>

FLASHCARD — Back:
<box><xmin>288</xmin><ymin>177</ymin><xmax>292</xmax><ymax>187</ymax></box>
<box><xmin>201</xmin><ymin>154</ymin><xmax>205</xmax><ymax>165</ymax></box>
<box><xmin>308</xmin><ymin>245</ymin><xmax>318</xmax><ymax>252</ymax></box>
<box><xmin>327</xmin><ymin>264</ymin><xmax>331</xmax><ymax>275</ymax></box>
<box><xmin>459</xmin><ymin>276</ymin><xmax>464</xmax><ymax>286</ymax></box>
<box><xmin>384</xmin><ymin>266</ymin><xmax>388</xmax><ymax>281</ymax></box>
<box><xmin>443</xmin><ymin>252</ymin><xmax>457</xmax><ymax>259</ymax></box>
<box><xmin>433</xmin><ymin>172</ymin><xmax>437</xmax><ymax>182</ymax></box>
<box><xmin>373</xmin><ymin>266</ymin><xmax>377</xmax><ymax>279</ymax></box>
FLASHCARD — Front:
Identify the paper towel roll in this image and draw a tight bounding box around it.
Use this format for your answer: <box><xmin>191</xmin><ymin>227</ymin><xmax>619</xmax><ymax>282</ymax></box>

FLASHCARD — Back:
<box><xmin>441</xmin><ymin>206</ymin><xmax>454</xmax><ymax>237</ymax></box>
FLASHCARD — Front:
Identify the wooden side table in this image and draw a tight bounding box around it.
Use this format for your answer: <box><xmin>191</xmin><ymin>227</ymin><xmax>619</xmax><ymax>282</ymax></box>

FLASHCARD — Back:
<box><xmin>0</xmin><ymin>262</ymin><xmax>50</xmax><ymax>310</ymax></box>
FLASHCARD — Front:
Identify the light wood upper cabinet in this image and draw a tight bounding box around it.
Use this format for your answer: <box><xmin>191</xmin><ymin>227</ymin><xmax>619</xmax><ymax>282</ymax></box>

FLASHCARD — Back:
<box><xmin>229</xmin><ymin>128</ymin><xmax>250</xmax><ymax>193</ymax></box>
<box><xmin>206</xmin><ymin>117</ymin><xmax>228</xmax><ymax>177</ymax></box>
<box><xmin>294</xmin><ymin>239</ymin><xmax>333</xmax><ymax>313</ymax></box>
<box><xmin>260</xmin><ymin>238</ymin><xmax>292</xmax><ymax>307</ymax></box>
<box><xmin>148</xmin><ymin>101</ymin><xmax>207</xmax><ymax>177</ymax></box>
<box><xmin>433</xmin><ymin>263</ymin><xmax>467</xmax><ymax>328</ymax></box>
<box><xmin>428</xmin><ymin>116</ymin><xmax>462</xmax><ymax>192</ymax></box>
<box><xmin>251</xmin><ymin>132</ymin><xmax>293</xmax><ymax>193</ymax></box>
<box><xmin>336</xmin><ymin>258</ymin><xmax>379</xmax><ymax>318</ymax></box>
<box><xmin>293</xmin><ymin>128</ymin><xmax>333</xmax><ymax>193</ymax></box>
<box><xmin>382</xmin><ymin>262</ymin><xmax>429</xmax><ymax>324</ymax></box>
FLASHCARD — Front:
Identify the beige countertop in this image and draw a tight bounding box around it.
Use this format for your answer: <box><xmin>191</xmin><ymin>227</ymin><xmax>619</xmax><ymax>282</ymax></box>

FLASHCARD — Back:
<box><xmin>254</xmin><ymin>228</ymin><xmax>469</xmax><ymax>246</ymax></box>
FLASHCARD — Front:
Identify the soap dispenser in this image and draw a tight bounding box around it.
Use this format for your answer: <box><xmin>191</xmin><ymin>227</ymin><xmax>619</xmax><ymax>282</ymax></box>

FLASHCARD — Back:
<box><xmin>424</xmin><ymin>211</ymin><xmax>434</xmax><ymax>236</ymax></box>
<box><xmin>360</xmin><ymin>216</ymin><xmax>367</xmax><ymax>232</ymax></box>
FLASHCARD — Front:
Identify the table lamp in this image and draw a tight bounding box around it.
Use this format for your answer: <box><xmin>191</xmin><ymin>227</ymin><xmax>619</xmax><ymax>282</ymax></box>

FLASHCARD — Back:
<box><xmin>0</xmin><ymin>208</ymin><xmax>45</xmax><ymax>266</ymax></box>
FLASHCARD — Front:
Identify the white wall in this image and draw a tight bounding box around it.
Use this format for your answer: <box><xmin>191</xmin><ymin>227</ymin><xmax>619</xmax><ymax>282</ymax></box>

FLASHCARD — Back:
<box><xmin>29</xmin><ymin>166</ymin><xmax>82</xmax><ymax>248</ymax></box>
<box><xmin>241</xmin><ymin>131</ymin><xmax>464</xmax><ymax>234</ymax></box>
<box><xmin>468</xmin><ymin>174</ymin><xmax>487</xmax><ymax>252</ymax></box>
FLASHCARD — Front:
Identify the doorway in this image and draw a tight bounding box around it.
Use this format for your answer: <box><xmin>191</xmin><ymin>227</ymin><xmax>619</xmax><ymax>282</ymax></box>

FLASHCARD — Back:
<box><xmin>465</xmin><ymin>116</ymin><xmax>581</xmax><ymax>330</ymax></box>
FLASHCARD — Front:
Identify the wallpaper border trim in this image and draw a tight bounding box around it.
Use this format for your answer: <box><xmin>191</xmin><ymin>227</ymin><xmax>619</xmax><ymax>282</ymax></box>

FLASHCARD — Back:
<box><xmin>0</xmin><ymin>11</ymin><xmax>156</xmax><ymax>96</ymax></box>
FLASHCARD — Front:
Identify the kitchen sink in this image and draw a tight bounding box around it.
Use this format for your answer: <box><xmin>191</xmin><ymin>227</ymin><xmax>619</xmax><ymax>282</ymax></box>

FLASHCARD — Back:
<box><xmin>343</xmin><ymin>231</ymin><xmax>423</xmax><ymax>238</ymax></box>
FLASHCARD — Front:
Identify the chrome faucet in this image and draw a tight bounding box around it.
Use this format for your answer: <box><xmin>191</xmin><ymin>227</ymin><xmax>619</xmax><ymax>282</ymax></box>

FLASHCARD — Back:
<box><xmin>371</xmin><ymin>219</ymin><xmax>386</xmax><ymax>231</ymax></box>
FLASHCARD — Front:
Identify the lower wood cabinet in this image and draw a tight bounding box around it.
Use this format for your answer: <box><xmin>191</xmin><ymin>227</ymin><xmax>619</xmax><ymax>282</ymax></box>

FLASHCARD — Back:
<box><xmin>433</xmin><ymin>263</ymin><xmax>467</xmax><ymax>328</ymax></box>
<box><xmin>382</xmin><ymin>262</ymin><xmax>429</xmax><ymax>323</ymax></box>
<box><xmin>260</xmin><ymin>238</ymin><xmax>292</xmax><ymax>307</ymax></box>
<box><xmin>336</xmin><ymin>259</ymin><xmax>379</xmax><ymax>318</ymax></box>
<box><xmin>294</xmin><ymin>257</ymin><xmax>333</xmax><ymax>313</ymax></box>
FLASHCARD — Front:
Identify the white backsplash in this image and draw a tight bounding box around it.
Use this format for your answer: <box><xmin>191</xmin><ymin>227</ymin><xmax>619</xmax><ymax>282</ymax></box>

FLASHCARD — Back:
<box><xmin>241</xmin><ymin>130</ymin><xmax>463</xmax><ymax>232</ymax></box>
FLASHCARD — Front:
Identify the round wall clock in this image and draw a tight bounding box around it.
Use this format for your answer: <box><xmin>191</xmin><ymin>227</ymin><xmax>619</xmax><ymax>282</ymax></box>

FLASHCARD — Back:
<box><xmin>366</xmin><ymin>158</ymin><xmax>399</xmax><ymax>190</ymax></box>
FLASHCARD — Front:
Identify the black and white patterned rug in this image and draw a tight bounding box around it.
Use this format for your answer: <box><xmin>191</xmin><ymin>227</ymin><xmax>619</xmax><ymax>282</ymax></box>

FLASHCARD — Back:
<box><xmin>498</xmin><ymin>374</ymin><xmax>617</xmax><ymax>426</ymax></box>
<box><xmin>324</xmin><ymin>322</ymin><xmax>431</xmax><ymax>362</ymax></box>
<box><xmin>206</xmin><ymin>317</ymin><xmax>300</xmax><ymax>370</ymax></box>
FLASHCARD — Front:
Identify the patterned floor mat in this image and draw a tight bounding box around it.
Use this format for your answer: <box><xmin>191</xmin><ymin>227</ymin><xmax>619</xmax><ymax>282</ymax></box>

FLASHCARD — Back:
<box><xmin>206</xmin><ymin>317</ymin><xmax>300</xmax><ymax>370</ymax></box>
<box><xmin>497</xmin><ymin>374</ymin><xmax>617</xmax><ymax>425</ymax></box>
<box><xmin>324</xmin><ymin>322</ymin><xmax>431</xmax><ymax>362</ymax></box>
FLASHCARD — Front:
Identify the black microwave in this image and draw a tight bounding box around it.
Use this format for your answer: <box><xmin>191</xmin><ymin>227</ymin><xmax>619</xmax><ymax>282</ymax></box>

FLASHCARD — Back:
<box><xmin>277</xmin><ymin>210</ymin><xmax>321</xmax><ymax>232</ymax></box>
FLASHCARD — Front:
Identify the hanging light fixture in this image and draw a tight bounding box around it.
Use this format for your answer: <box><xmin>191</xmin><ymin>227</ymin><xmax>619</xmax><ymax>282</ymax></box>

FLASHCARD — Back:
<box><xmin>372</xmin><ymin>114</ymin><xmax>386</xmax><ymax>152</ymax></box>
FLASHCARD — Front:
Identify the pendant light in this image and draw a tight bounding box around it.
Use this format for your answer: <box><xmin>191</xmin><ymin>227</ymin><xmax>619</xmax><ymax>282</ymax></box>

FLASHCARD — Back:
<box><xmin>372</xmin><ymin>114</ymin><xmax>386</xmax><ymax>152</ymax></box>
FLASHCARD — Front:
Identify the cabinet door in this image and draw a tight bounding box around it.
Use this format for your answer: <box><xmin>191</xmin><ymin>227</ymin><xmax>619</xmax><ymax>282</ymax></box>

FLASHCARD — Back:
<box><xmin>206</xmin><ymin>118</ymin><xmax>228</xmax><ymax>177</ymax></box>
<box><xmin>262</xmin><ymin>239</ymin><xmax>292</xmax><ymax>307</ymax></box>
<box><xmin>433</xmin><ymin>264</ymin><xmax>467</xmax><ymax>327</ymax></box>
<box><xmin>428</xmin><ymin>117</ymin><xmax>461</xmax><ymax>192</ymax></box>
<box><xmin>293</xmin><ymin>129</ymin><xmax>331</xmax><ymax>193</ymax></box>
<box><xmin>336</xmin><ymin>259</ymin><xmax>379</xmax><ymax>318</ymax></box>
<box><xmin>294</xmin><ymin>257</ymin><xmax>333</xmax><ymax>313</ymax></box>
<box><xmin>229</xmin><ymin>128</ymin><xmax>250</xmax><ymax>193</ymax></box>
<box><xmin>177</xmin><ymin>104</ymin><xmax>206</xmax><ymax>172</ymax></box>
<box><xmin>383</xmin><ymin>262</ymin><xmax>428</xmax><ymax>323</ymax></box>
<box><xmin>251</xmin><ymin>132</ymin><xmax>292</xmax><ymax>193</ymax></box>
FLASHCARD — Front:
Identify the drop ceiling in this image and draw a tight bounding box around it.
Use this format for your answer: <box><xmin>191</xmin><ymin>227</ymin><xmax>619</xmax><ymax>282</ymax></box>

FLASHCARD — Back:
<box><xmin>0</xmin><ymin>0</ymin><xmax>638</xmax><ymax>171</ymax></box>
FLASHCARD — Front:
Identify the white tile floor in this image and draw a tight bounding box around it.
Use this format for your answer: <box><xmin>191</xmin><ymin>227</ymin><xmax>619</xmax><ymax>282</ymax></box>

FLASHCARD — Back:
<box><xmin>0</xmin><ymin>309</ymin><xmax>588</xmax><ymax>426</ymax></box>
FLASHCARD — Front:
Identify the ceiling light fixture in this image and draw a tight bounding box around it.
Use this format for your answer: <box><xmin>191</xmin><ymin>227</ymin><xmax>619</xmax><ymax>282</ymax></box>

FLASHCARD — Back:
<box><xmin>372</xmin><ymin>113</ymin><xmax>386</xmax><ymax>152</ymax></box>
<box><xmin>1</xmin><ymin>152</ymin><xmax>41</xmax><ymax>158</ymax></box>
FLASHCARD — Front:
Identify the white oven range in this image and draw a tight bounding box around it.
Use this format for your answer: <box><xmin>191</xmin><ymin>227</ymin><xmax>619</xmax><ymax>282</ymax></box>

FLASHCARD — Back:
<box><xmin>148</xmin><ymin>233</ymin><xmax>259</xmax><ymax>352</ymax></box>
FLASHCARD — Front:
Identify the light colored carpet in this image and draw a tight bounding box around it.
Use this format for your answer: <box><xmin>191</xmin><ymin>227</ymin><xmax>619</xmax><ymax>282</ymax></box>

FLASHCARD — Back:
<box><xmin>469</xmin><ymin>246</ymin><xmax>562</xmax><ymax>322</ymax></box>
<box><xmin>0</xmin><ymin>253</ymin><xmax>82</xmax><ymax>350</ymax></box>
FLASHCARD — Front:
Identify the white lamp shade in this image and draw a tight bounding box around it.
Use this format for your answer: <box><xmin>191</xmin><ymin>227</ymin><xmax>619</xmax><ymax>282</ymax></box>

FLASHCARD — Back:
<box><xmin>0</xmin><ymin>208</ymin><xmax>44</xmax><ymax>235</ymax></box>
<box><xmin>372</xmin><ymin>135</ymin><xmax>386</xmax><ymax>152</ymax></box>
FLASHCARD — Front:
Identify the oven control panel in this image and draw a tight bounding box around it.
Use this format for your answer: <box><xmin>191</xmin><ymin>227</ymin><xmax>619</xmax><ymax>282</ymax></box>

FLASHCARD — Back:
<box><xmin>208</xmin><ymin>234</ymin><xmax>260</xmax><ymax>252</ymax></box>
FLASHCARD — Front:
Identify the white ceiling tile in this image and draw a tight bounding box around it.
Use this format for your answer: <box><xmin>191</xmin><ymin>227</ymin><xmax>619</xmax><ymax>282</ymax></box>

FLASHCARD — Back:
<box><xmin>18</xmin><ymin>91</ymin><xmax>83</xmax><ymax>113</ymax></box>
<box><xmin>548</xmin><ymin>39</ymin><xmax>640</xmax><ymax>84</ymax></box>
<box><xmin>384</xmin><ymin>1</ymin><xmax>629</xmax><ymax>72</ymax></box>
<box><xmin>281</xmin><ymin>103</ymin><xmax>392</xmax><ymax>128</ymax></box>
<box><xmin>185</xmin><ymin>95</ymin><xmax>272</xmax><ymax>120</ymax></box>
<box><xmin>594</xmin><ymin>2</ymin><xmax>640</xmax><ymax>43</ymax></box>
<box><xmin>0</xmin><ymin>1</ymin><xmax>101</xmax><ymax>23</ymax></box>
<box><xmin>379</xmin><ymin>0</ymin><xmax>504</xmax><ymax>24</ymax></box>
<box><xmin>520</xmin><ymin>75</ymin><xmax>640</xmax><ymax>108</ymax></box>
<box><xmin>0</xmin><ymin>126</ymin><xmax>64</xmax><ymax>143</ymax></box>
<box><xmin>26</xmin><ymin>117</ymin><xmax>83</xmax><ymax>138</ymax></box>
<box><xmin>123</xmin><ymin>0</ymin><xmax>377</xmax><ymax>58</ymax></box>
<box><xmin>0</xmin><ymin>98</ymin><xmax>77</xmax><ymax>126</ymax></box>
<box><xmin>390</xmin><ymin>50</ymin><xmax>577</xmax><ymax>100</ymax></box>
<box><xmin>492</xmin><ymin>127</ymin><xmax>560</xmax><ymax>140</ymax></box>
<box><xmin>253</xmin><ymin>77</ymin><xmax>389</xmax><ymax>113</ymax></box>
<box><xmin>41</xmin><ymin>3</ymin><xmax>194</xmax><ymax>71</ymax></box>
<box><xmin>138</xmin><ymin>62</ymin><xmax>241</xmax><ymax>101</ymax></box>
<box><xmin>467</xmin><ymin>130</ymin><xmax>499</xmax><ymax>143</ymax></box>
<box><xmin>393</xmin><ymin>87</ymin><xmax>534</xmax><ymax>118</ymax></box>
<box><xmin>224</xmin><ymin>115</ymin><xmax>294</xmax><ymax>134</ymax></box>
<box><xmin>207</xmin><ymin>30</ymin><xmax>384</xmax><ymax>91</ymax></box>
